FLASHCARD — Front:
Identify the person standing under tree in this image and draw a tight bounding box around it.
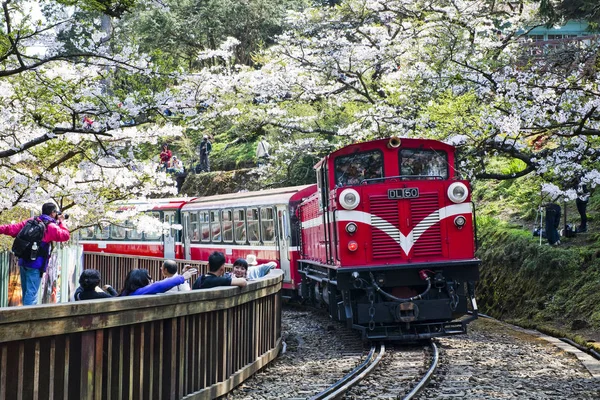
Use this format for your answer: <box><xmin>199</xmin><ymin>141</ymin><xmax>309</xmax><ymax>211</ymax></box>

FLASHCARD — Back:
<box><xmin>256</xmin><ymin>136</ymin><xmax>271</xmax><ymax>166</ymax></box>
<box><xmin>544</xmin><ymin>202</ymin><xmax>561</xmax><ymax>246</ymax></box>
<box><xmin>0</xmin><ymin>203</ymin><xmax>70</xmax><ymax>305</ymax></box>
<box><xmin>160</xmin><ymin>144</ymin><xmax>172</xmax><ymax>171</ymax></box>
<box><xmin>576</xmin><ymin>181</ymin><xmax>590</xmax><ymax>233</ymax></box>
<box><xmin>198</xmin><ymin>135</ymin><xmax>212</xmax><ymax>172</ymax></box>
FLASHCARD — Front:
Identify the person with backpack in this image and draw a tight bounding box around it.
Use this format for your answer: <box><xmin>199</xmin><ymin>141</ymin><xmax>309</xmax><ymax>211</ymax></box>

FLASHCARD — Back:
<box><xmin>0</xmin><ymin>203</ymin><xmax>70</xmax><ymax>305</ymax></box>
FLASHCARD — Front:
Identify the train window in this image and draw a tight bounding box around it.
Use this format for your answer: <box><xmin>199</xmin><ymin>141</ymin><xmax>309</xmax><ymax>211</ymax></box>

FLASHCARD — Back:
<box><xmin>334</xmin><ymin>150</ymin><xmax>383</xmax><ymax>187</ymax></box>
<box><xmin>144</xmin><ymin>211</ymin><xmax>162</xmax><ymax>240</ymax></box>
<box><xmin>399</xmin><ymin>149</ymin><xmax>448</xmax><ymax>179</ymax></box>
<box><xmin>126</xmin><ymin>222</ymin><xmax>143</xmax><ymax>240</ymax></box>
<box><xmin>79</xmin><ymin>226</ymin><xmax>95</xmax><ymax>239</ymax></box>
<box><xmin>111</xmin><ymin>224</ymin><xmax>126</xmax><ymax>240</ymax></box>
<box><xmin>96</xmin><ymin>226</ymin><xmax>109</xmax><ymax>240</ymax></box>
<box><xmin>222</xmin><ymin>209</ymin><xmax>233</xmax><ymax>242</ymax></box>
<box><xmin>211</xmin><ymin>210</ymin><xmax>221</xmax><ymax>242</ymax></box>
<box><xmin>247</xmin><ymin>208</ymin><xmax>260</xmax><ymax>242</ymax></box>
<box><xmin>190</xmin><ymin>212</ymin><xmax>199</xmax><ymax>242</ymax></box>
<box><xmin>234</xmin><ymin>208</ymin><xmax>247</xmax><ymax>243</ymax></box>
<box><xmin>200</xmin><ymin>211</ymin><xmax>210</xmax><ymax>242</ymax></box>
<box><xmin>261</xmin><ymin>208</ymin><xmax>275</xmax><ymax>243</ymax></box>
<box><xmin>277</xmin><ymin>208</ymin><xmax>289</xmax><ymax>240</ymax></box>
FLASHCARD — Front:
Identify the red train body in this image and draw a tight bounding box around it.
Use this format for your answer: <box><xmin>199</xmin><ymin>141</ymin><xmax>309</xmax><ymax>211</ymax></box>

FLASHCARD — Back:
<box><xmin>79</xmin><ymin>137</ymin><xmax>479</xmax><ymax>340</ymax></box>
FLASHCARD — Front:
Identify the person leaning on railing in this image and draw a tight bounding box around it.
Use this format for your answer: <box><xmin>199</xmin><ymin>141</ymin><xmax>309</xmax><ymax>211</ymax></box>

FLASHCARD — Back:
<box><xmin>161</xmin><ymin>259</ymin><xmax>192</xmax><ymax>293</ymax></box>
<box><xmin>73</xmin><ymin>269</ymin><xmax>118</xmax><ymax>300</ymax></box>
<box><xmin>193</xmin><ymin>251</ymin><xmax>247</xmax><ymax>289</ymax></box>
<box><xmin>120</xmin><ymin>267</ymin><xmax>197</xmax><ymax>296</ymax></box>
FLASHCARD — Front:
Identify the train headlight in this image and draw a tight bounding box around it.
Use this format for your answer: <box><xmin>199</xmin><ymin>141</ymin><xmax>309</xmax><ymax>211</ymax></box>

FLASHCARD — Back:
<box><xmin>345</xmin><ymin>222</ymin><xmax>358</xmax><ymax>234</ymax></box>
<box><xmin>339</xmin><ymin>189</ymin><xmax>360</xmax><ymax>210</ymax></box>
<box><xmin>454</xmin><ymin>215</ymin><xmax>466</xmax><ymax>229</ymax></box>
<box><xmin>447</xmin><ymin>182</ymin><xmax>469</xmax><ymax>203</ymax></box>
<box><xmin>348</xmin><ymin>241</ymin><xmax>359</xmax><ymax>251</ymax></box>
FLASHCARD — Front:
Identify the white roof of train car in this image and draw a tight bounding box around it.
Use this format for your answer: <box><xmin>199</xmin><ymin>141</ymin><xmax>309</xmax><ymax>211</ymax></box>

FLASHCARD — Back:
<box><xmin>181</xmin><ymin>185</ymin><xmax>315</xmax><ymax>210</ymax></box>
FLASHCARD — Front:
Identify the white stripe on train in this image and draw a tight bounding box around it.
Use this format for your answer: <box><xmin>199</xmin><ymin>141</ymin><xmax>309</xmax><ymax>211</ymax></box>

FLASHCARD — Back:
<box><xmin>302</xmin><ymin>203</ymin><xmax>472</xmax><ymax>255</ymax></box>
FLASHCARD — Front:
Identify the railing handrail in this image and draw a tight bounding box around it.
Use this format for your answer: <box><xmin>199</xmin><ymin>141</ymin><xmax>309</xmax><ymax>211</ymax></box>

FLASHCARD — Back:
<box><xmin>0</xmin><ymin>270</ymin><xmax>283</xmax><ymax>342</ymax></box>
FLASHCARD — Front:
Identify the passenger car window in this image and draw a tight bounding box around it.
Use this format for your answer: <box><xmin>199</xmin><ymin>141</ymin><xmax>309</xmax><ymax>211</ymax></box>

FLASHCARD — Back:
<box><xmin>247</xmin><ymin>208</ymin><xmax>260</xmax><ymax>242</ymax></box>
<box><xmin>222</xmin><ymin>209</ymin><xmax>233</xmax><ymax>242</ymax></box>
<box><xmin>261</xmin><ymin>208</ymin><xmax>275</xmax><ymax>243</ymax></box>
<box><xmin>234</xmin><ymin>208</ymin><xmax>247</xmax><ymax>243</ymax></box>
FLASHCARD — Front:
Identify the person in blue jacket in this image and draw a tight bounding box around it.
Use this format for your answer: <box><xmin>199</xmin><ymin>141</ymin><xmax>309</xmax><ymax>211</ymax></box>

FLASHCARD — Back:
<box><xmin>119</xmin><ymin>267</ymin><xmax>197</xmax><ymax>296</ymax></box>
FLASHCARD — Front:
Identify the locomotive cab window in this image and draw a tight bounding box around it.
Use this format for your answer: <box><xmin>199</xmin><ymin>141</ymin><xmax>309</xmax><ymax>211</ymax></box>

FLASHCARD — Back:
<box><xmin>399</xmin><ymin>149</ymin><xmax>448</xmax><ymax>179</ymax></box>
<box><xmin>334</xmin><ymin>150</ymin><xmax>383</xmax><ymax>187</ymax></box>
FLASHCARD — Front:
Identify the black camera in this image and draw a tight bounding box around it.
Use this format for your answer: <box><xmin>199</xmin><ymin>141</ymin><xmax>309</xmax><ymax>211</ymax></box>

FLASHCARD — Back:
<box><xmin>56</xmin><ymin>211</ymin><xmax>69</xmax><ymax>220</ymax></box>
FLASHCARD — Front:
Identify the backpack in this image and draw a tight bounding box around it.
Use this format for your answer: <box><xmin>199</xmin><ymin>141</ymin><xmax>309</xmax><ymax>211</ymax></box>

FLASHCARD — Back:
<box><xmin>12</xmin><ymin>218</ymin><xmax>48</xmax><ymax>260</ymax></box>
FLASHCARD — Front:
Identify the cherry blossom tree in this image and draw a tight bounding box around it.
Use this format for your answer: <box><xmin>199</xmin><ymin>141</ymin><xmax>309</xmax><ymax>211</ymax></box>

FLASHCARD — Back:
<box><xmin>0</xmin><ymin>0</ymin><xmax>182</xmax><ymax>225</ymax></box>
<box><xmin>176</xmin><ymin>0</ymin><xmax>600</xmax><ymax>195</ymax></box>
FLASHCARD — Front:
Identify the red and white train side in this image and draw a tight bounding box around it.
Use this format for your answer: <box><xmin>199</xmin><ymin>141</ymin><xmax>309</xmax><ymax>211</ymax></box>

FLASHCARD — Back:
<box><xmin>179</xmin><ymin>185</ymin><xmax>315</xmax><ymax>290</ymax></box>
<box><xmin>298</xmin><ymin>137</ymin><xmax>479</xmax><ymax>340</ymax></box>
<box><xmin>79</xmin><ymin>198</ymin><xmax>194</xmax><ymax>259</ymax></box>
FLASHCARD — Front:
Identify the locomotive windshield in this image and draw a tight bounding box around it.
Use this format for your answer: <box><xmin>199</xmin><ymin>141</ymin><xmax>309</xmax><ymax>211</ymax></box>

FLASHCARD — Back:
<box><xmin>334</xmin><ymin>150</ymin><xmax>383</xmax><ymax>187</ymax></box>
<box><xmin>399</xmin><ymin>148</ymin><xmax>448</xmax><ymax>179</ymax></box>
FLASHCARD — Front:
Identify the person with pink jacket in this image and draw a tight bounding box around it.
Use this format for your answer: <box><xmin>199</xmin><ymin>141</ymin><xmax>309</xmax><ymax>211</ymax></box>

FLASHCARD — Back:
<box><xmin>0</xmin><ymin>203</ymin><xmax>70</xmax><ymax>305</ymax></box>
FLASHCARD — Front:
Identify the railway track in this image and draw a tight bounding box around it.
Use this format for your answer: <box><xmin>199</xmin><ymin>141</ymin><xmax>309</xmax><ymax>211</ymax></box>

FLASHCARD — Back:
<box><xmin>309</xmin><ymin>341</ymin><xmax>439</xmax><ymax>400</ymax></box>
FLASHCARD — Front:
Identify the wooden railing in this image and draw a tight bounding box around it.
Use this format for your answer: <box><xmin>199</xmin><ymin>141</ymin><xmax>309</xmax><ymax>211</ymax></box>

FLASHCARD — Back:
<box><xmin>0</xmin><ymin>270</ymin><xmax>284</xmax><ymax>400</ymax></box>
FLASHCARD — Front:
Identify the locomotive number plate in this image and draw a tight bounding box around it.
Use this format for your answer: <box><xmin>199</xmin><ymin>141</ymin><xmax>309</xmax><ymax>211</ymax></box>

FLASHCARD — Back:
<box><xmin>388</xmin><ymin>188</ymin><xmax>419</xmax><ymax>199</ymax></box>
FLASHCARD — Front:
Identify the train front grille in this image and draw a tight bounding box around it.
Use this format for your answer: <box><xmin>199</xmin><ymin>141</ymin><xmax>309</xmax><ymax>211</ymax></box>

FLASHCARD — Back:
<box><xmin>370</xmin><ymin>195</ymin><xmax>401</xmax><ymax>259</ymax></box>
<box><xmin>369</xmin><ymin>192</ymin><xmax>443</xmax><ymax>259</ymax></box>
<box><xmin>411</xmin><ymin>192</ymin><xmax>442</xmax><ymax>256</ymax></box>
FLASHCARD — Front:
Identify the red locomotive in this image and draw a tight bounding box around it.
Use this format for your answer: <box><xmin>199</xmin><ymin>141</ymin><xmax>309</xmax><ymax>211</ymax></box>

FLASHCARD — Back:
<box><xmin>79</xmin><ymin>137</ymin><xmax>479</xmax><ymax>340</ymax></box>
<box><xmin>298</xmin><ymin>137</ymin><xmax>479</xmax><ymax>340</ymax></box>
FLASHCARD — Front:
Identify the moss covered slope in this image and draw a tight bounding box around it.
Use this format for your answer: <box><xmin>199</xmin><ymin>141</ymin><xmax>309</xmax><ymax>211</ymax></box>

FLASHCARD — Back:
<box><xmin>477</xmin><ymin>219</ymin><xmax>600</xmax><ymax>343</ymax></box>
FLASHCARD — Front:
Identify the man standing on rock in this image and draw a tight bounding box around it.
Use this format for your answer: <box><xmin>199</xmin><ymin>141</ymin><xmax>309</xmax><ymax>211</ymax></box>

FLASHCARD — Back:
<box><xmin>197</xmin><ymin>135</ymin><xmax>212</xmax><ymax>172</ymax></box>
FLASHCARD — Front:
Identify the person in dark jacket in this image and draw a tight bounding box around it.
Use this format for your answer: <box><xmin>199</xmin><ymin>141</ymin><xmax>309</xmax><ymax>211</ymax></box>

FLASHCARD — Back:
<box><xmin>0</xmin><ymin>202</ymin><xmax>71</xmax><ymax>305</ymax></box>
<box><xmin>197</xmin><ymin>135</ymin><xmax>212</xmax><ymax>172</ymax></box>
<box><xmin>544</xmin><ymin>203</ymin><xmax>561</xmax><ymax>246</ymax></box>
<box><xmin>576</xmin><ymin>182</ymin><xmax>590</xmax><ymax>233</ymax></box>
<box><xmin>193</xmin><ymin>251</ymin><xmax>246</xmax><ymax>289</ymax></box>
<box><xmin>73</xmin><ymin>269</ymin><xmax>117</xmax><ymax>300</ymax></box>
<box><xmin>119</xmin><ymin>267</ymin><xmax>197</xmax><ymax>296</ymax></box>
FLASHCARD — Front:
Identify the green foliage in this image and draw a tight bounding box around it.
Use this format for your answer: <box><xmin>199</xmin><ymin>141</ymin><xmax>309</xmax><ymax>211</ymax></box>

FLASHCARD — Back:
<box><xmin>181</xmin><ymin>170</ymin><xmax>262</xmax><ymax>197</ymax></box>
<box><xmin>476</xmin><ymin>219</ymin><xmax>600</xmax><ymax>336</ymax></box>
<box><xmin>121</xmin><ymin>0</ymin><xmax>311</xmax><ymax>67</ymax></box>
<box><xmin>535</xmin><ymin>0</ymin><xmax>600</xmax><ymax>29</ymax></box>
<box><xmin>55</xmin><ymin>0</ymin><xmax>137</xmax><ymax>18</ymax></box>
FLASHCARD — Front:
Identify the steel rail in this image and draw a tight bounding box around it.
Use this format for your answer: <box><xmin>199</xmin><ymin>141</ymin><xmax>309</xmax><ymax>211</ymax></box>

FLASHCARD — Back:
<box><xmin>402</xmin><ymin>340</ymin><xmax>439</xmax><ymax>400</ymax></box>
<box><xmin>309</xmin><ymin>343</ymin><xmax>385</xmax><ymax>400</ymax></box>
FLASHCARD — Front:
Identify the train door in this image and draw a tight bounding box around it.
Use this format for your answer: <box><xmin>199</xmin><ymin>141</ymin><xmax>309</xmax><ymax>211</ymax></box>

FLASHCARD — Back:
<box><xmin>183</xmin><ymin>212</ymin><xmax>192</xmax><ymax>260</ymax></box>
<box><xmin>163</xmin><ymin>211</ymin><xmax>176</xmax><ymax>259</ymax></box>
<box><xmin>276</xmin><ymin>205</ymin><xmax>291</xmax><ymax>282</ymax></box>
